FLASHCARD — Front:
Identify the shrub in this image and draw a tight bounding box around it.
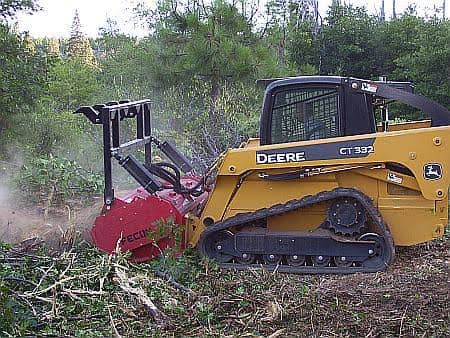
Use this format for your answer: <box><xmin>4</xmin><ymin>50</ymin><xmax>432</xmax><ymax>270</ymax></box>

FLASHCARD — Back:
<box><xmin>16</xmin><ymin>154</ymin><xmax>102</xmax><ymax>205</ymax></box>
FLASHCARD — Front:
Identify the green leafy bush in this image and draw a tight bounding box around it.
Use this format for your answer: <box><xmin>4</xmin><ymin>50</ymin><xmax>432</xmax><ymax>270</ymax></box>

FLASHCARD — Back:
<box><xmin>7</xmin><ymin>107</ymin><xmax>88</xmax><ymax>155</ymax></box>
<box><xmin>0</xmin><ymin>277</ymin><xmax>36</xmax><ymax>335</ymax></box>
<box><xmin>16</xmin><ymin>154</ymin><xmax>102</xmax><ymax>205</ymax></box>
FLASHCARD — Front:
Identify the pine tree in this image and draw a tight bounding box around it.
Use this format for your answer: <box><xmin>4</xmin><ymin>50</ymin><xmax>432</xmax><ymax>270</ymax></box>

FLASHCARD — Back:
<box><xmin>67</xmin><ymin>9</ymin><xmax>98</xmax><ymax>68</ymax></box>
<box><xmin>152</xmin><ymin>0</ymin><xmax>279</xmax><ymax>103</ymax></box>
<box><xmin>22</xmin><ymin>32</ymin><xmax>35</xmax><ymax>55</ymax></box>
<box><xmin>46</xmin><ymin>38</ymin><xmax>61</xmax><ymax>59</ymax></box>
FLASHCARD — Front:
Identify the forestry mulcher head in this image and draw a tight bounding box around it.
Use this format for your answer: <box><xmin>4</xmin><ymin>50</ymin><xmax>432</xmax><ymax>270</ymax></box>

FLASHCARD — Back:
<box><xmin>76</xmin><ymin>100</ymin><xmax>209</xmax><ymax>262</ymax></box>
<box><xmin>77</xmin><ymin>76</ymin><xmax>450</xmax><ymax>273</ymax></box>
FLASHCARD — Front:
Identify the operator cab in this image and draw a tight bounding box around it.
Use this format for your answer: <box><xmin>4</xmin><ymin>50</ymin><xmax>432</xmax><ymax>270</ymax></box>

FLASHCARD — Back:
<box><xmin>258</xmin><ymin>76</ymin><xmax>450</xmax><ymax>146</ymax></box>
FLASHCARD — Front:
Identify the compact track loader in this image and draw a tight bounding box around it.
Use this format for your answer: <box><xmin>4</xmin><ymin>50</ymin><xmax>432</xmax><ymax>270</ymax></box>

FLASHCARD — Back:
<box><xmin>76</xmin><ymin>76</ymin><xmax>450</xmax><ymax>273</ymax></box>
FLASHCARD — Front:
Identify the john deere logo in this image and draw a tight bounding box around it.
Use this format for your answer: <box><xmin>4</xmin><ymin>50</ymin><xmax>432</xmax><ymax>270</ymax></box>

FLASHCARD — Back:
<box><xmin>423</xmin><ymin>163</ymin><xmax>442</xmax><ymax>180</ymax></box>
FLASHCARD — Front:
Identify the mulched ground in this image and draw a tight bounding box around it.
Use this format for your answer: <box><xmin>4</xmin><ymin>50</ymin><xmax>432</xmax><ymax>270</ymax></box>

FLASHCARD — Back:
<box><xmin>171</xmin><ymin>239</ymin><xmax>449</xmax><ymax>337</ymax></box>
<box><xmin>1</xmin><ymin>235</ymin><xmax>448</xmax><ymax>337</ymax></box>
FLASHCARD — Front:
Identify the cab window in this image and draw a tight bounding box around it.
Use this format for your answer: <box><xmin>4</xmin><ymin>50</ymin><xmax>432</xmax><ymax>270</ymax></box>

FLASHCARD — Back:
<box><xmin>270</xmin><ymin>87</ymin><xmax>341</xmax><ymax>144</ymax></box>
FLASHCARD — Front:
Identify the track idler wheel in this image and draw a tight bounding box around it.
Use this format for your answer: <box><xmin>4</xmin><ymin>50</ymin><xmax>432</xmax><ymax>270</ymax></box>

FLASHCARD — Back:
<box><xmin>203</xmin><ymin>230</ymin><xmax>234</xmax><ymax>263</ymax></box>
<box><xmin>359</xmin><ymin>233</ymin><xmax>389</xmax><ymax>269</ymax></box>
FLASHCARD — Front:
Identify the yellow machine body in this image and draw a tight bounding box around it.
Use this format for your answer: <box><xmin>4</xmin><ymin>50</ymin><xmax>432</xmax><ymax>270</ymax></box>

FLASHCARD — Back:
<box><xmin>187</xmin><ymin>122</ymin><xmax>449</xmax><ymax>248</ymax></box>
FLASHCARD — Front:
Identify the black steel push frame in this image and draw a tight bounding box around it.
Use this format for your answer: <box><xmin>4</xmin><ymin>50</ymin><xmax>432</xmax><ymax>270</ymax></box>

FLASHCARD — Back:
<box><xmin>76</xmin><ymin>100</ymin><xmax>152</xmax><ymax>206</ymax></box>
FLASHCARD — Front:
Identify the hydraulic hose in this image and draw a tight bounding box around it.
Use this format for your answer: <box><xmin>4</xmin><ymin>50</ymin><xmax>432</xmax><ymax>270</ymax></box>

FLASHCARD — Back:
<box><xmin>145</xmin><ymin>162</ymin><xmax>204</xmax><ymax>197</ymax></box>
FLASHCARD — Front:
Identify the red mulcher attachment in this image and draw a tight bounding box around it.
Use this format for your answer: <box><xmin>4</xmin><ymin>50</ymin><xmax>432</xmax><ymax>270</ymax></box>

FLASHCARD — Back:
<box><xmin>76</xmin><ymin>100</ymin><xmax>208</xmax><ymax>262</ymax></box>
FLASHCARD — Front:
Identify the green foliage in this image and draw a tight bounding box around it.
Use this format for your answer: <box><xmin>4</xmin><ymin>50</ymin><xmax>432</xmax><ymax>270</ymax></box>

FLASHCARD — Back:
<box><xmin>0</xmin><ymin>277</ymin><xmax>36</xmax><ymax>335</ymax></box>
<box><xmin>47</xmin><ymin>57</ymin><xmax>100</xmax><ymax>111</ymax></box>
<box><xmin>7</xmin><ymin>106</ymin><xmax>92</xmax><ymax>156</ymax></box>
<box><xmin>0</xmin><ymin>283</ymin><xmax>31</xmax><ymax>334</ymax></box>
<box><xmin>393</xmin><ymin>18</ymin><xmax>450</xmax><ymax>108</ymax></box>
<box><xmin>17</xmin><ymin>154</ymin><xmax>102</xmax><ymax>205</ymax></box>
<box><xmin>288</xmin><ymin>20</ymin><xmax>320</xmax><ymax>73</ymax></box>
<box><xmin>0</xmin><ymin>241</ymin><xmax>37</xmax><ymax>335</ymax></box>
<box><xmin>318</xmin><ymin>4</ymin><xmax>381</xmax><ymax>77</ymax></box>
<box><xmin>146</xmin><ymin>0</ymin><xmax>286</xmax><ymax>95</ymax></box>
<box><xmin>0</xmin><ymin>24</ymin><xmax>47</xmax><ymax>132</ymax></box>
<box><xmin>95</xmin><ymin>24</ymin><xmax>153</xmax><ymax>100</ymax></box>
<box><xmin>0</xmin><ymin>0</ymin><xmax>39</xmax><ymax>19</ymax></box>
<box><xmin>263</xmin><ymin>0</ymin><xmax>319</xmax><ymax>73</ymax></box>
<box><xmin>153</xmin><ymin>81</ymin><xmax>262</xmax><ymax>169</ymax></box>
<box><xmin>0</xmin><ymin>1</ymin><xmax>46</xmax><ymax>135</ymax></box>
<box><xmin>286</xmin><ymin>2</ymin><xmax>449</xmax><ymax>117</ymax></box>
<box><xmin>148</xmin><ymin>216</ymin><xmax>184</xmax><ymax>254</ymax></box>
<box><xmin>375</xmin><ymin>12</ymin><xmax>425</xmax><ymax>76</ymax></box>
<box><xmin>148</xmin><ymin>248</ymin><xmax>209</xmax><ymax>288</ymax></box>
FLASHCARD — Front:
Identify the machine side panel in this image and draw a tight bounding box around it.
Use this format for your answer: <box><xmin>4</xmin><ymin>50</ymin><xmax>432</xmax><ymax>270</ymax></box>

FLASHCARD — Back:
<box><xmin>218</xmin><ymin>127</ymin><xmax>450</xmax><ymax>201</ymax></box>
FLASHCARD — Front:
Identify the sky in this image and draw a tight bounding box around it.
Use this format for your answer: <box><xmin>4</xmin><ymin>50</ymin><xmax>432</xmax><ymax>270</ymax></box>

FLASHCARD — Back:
<box><xmin>14</xmin><ymin>0</ymin><xmax>449</xmax><ymax>38</ymax></box>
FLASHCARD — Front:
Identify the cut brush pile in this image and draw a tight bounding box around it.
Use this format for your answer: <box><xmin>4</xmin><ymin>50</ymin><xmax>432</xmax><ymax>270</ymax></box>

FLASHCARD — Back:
<box><xmin>0</xmin><ymin>231</ymin><xmax>448</xmax><ymax>337</ymax></box>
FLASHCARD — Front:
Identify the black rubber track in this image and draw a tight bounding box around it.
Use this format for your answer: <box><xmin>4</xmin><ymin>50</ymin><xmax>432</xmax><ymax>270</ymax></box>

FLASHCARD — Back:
<box><xmin>198</xmin><ymin>188</ymin><xmax>395</xmax><ymax>274</ymax></box>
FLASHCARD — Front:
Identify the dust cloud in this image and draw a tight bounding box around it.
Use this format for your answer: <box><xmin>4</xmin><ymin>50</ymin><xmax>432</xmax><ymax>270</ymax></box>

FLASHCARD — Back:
<box><xmin>0</xmin><ymin>179</ymin><xmax>53</xmax><ymax>243</ymax></box>
<box><xmin>0</xmin><ymin>179</ymin><xmax>101</xmax><ymax>246</ymax></box>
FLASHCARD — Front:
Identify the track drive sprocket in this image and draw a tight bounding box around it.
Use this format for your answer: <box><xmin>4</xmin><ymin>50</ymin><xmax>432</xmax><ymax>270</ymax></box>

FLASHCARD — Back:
<box><xmin>327</xmin><ymin>197</ymin><xmax>367</xmax><ymax>236</ymax></box>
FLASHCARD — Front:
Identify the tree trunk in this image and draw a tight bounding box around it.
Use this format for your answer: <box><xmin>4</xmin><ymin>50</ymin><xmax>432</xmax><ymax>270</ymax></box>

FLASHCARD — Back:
<box><xmin>209</xmin><ymin>77</ymin><xmax>221</xmax><ymax>115</ymax></box>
